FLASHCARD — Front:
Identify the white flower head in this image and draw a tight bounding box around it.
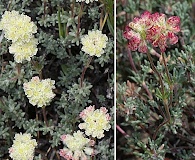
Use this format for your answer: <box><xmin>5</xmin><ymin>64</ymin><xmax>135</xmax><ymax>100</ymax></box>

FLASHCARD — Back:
<box><xmin>9</xmin><ymin>133</ymin><xmax>37</xmax><ymax>160</ymax></box>
<box><xmin>81</xmin><ymin>30</ymin><xmax>108</xmax><ymax>57</ymax></box>
<box><xmin>23</xmin><ymin>76</ymin><xmax>56</xmax><ymax>108</ymax></box>
<box><xmin>9</xmin><ymin>37</ymin><xmax>38</xmax><ymax>63</ymax></box>
<box><xmin>59</xmin><ymin>131</ymin><xmax>95</xmax><ymax>160</ymax></box>
<box><xmin>0</xmin><ymin>10</ymin><xmax>37</xmax><ymax>43</ymax></box>
<box><xmin>79</xmin><ymin>105</ymin><xmax>111</xmax><ymax>139</ymax></box>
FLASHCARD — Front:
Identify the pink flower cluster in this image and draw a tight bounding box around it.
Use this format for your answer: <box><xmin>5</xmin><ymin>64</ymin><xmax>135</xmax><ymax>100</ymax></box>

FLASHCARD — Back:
<box><xmin>59</xmin><ymin>131</ymin><xmax>95</xmax><ymax>160</ymax></box>
<box><xmin>79</xmin><ymin>105</ymin><xmax>111</xmax><ymax>121</ymax></box>
<box><xmin>123</xmin><ymin>11</ymin><xmax>180</xmax><ymax>53</ymax></box>
<box><xmin>79</xmin><ymin>105</ymin><xmax>111</xmax><ymax>139</ymax></box>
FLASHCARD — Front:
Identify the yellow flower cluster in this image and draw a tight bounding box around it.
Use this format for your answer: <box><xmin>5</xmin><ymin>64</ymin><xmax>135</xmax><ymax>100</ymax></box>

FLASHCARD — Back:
<box><xmin>60</xmin><ymin>131</ymin><xmax>94</xmax><ymax>160</ymax></box>
<box><xmin>23</xmin><ymin>76</ymin><xmax>56</xmax><ymax>108</ymax></box>
<box><xmin>0</xmin><ymin>10</ymin><xmax>38</xmax><ymax>63</ymax></box>
<box><xmin>79</xmin><ymin>105</ymin><xmax>111</xmax><ymax>139</ymax></box>
<box><xmin>76</xmin><ymin>0</ymin><xmax>98</xmax><ymax>3</ymax></box>
<box><xmin>81</xmin><ymin>30</ymin><xmax>108</xmax><ymax>57</ymax></box>
<box><xmin>9</xmin><ymin>133</ymin><xmax>37</xmax><ymax>160</ymax></box>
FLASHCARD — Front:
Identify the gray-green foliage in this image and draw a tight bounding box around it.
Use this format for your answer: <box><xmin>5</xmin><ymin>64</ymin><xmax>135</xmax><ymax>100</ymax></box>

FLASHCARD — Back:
<box><xmin>133</xmin><ymin>134</ymin><xmax>166</xmax><ymax>160</ymax></box>
<box><xmin>95</xmin><ymin>38</ymin><xmax>114</xmax><ymax>67</ymax></box>
<box><xmin>96</xmin><ymin>138</ymin><xmax>114</xmax><ymax>160</ymax></box>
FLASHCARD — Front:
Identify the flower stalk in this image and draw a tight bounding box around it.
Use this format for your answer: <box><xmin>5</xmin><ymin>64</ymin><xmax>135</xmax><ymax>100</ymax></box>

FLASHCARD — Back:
<box><xmin>146</xmin><ymin>51</ymin><xmax>172</xmax><ymax>140</ymax></box>
<box><xmin>80</xmin><ymin>56</ymin><xmax>93</xmax><ymax>88</ymax></box>
<box><xmin>77</xmin><ymin>2</ymin><xmax>84</xmax><ymax>37</ymax></box>
<box><xmin>42</xmin><ymin>106</ymin><xmax>48</xmax><ymax>127</ymax></box>
<box><xmin>162</xmin><ymin>52</ymin><xmax>173</xmax><ymax>108</ymax></box>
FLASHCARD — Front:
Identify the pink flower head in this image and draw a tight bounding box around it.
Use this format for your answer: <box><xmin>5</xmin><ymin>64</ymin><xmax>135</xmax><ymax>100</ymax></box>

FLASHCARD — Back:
<box><xmin>166</xmin><ymin>16</ymin><xmax>180</xmax><ymax>45</ymax></box>
<box><xmin>59</xmin><ymin>131</ymin><xmax>94</xmax><ymax>160</ymax></box>
<box><xmin>123</xmin><ymin>11</ymin><xmax>152</xmax><ymax>53</ymax></box>
<box><xmin>100</xmin><ymin>107</ymin><xmax>108</xmax><ymax>114</ymax></box>
<box><xmin>167</xmin><ymin>16</ymin><xmax>180</xmax><ymax>32</ymax></box>
<box><xmin>79</xmin><ymin>105</ymin><xmax>111</xmax><ymax>139</ymax></box>
<box><xmin>123</xmin><ymin>27</ymin><xmax>141</xmax><ymax>51</ymax></box>
<box><xmin>124</xmin><ymin>11</ymin><xmax>180</xmax><ymax>53</ymax></box>
<box><xmin>168</xmin><ymin>32</ymin><xmax>178</xmax><ymax>45</ymax></box>
<box><xmin>79</xmin><ymin>105</ymin><xmax>95</xmax><ymax>119</ymax></box>
<box><xmin>147</xmin><ymin>12</ymin><xmax>180</xmax><ymax>52</ymax></box>
<box><xmin>100</xmin><ymin>107</ymin><xmax>111</xmax><ymax>121</ymax></box>
<box><xmin>106</xmin><ymin>114</ymin><xmax>111</xmax><ymax>121</ymax></box>
<box><xmin>8</xmin><ymin>147</ymin><xmax>13</xmax><ymax>154</ymax></box>
<box><xmin>61</xmin><ymin>135</ymin><xmax>67</xmax><ymax>142</ymax></box>
<box><xmin>130</xmin><ymin>11</ymin><xmax>152</xmax><ymax>31</ymax></box>
<box><xmin>59</xmin><ymin>149</ymin><xmax>72</xmax><ymax>160</ymax></box>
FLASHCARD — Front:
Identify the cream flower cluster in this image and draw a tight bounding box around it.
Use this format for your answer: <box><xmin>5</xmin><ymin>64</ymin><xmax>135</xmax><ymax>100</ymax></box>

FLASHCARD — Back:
<box><xmin>9</xmin><ymin>38</ymin><xmax>38</xmax><ymax>63</ymax></box>
<box><xmin>59</xmin><ymin>131</ymin><xmax>95</xmax><ymax>160</ymax></box>
<box><xmin>79</xmin><ymin>105</ymin><xmax>111</xmax><ymax>139</ymax></box>
<box><xmin>9</xmin><ymin>133</ymin><xmax>37</xmax><ymax>160</ymax></box>
<box><xmin>0</xmin><ymin>10</ymin><xmax>37</xmax><ymax>42</ymax></box>
<box><xmin>23</xmin><ymin>76</ymin><xmax>55</xmax><ymax>108</ymax></box>
<box><xmin>0</xmin><ymin>10</ymin><xmax>38</xmax><ymax>63</ymax></box>
<box><xmin>76</xmin><ymin>0</ymin><xmax>98</xmax><ymax>4</ymax></box>
<box><xmin>81</xmin><ymin>30</ymin><xmax>108</xmax><ymax>57</ymax></box>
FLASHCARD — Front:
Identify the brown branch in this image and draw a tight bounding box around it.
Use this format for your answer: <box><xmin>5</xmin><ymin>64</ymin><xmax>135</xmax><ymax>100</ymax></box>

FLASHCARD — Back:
<box><xmin>127</xmin><ymin>48</ymin><xmax>137</xmax><ymax>72</ymax></box>
<box><xmin>116</xmin><ymin>124</ymin><xmax>130</xmax><ymax>138</ymax></box>
<box><xmin>80</xmin><ymin>56</ymin><xmax>93</xmax><ymax>88</ymax></box>
<box><xmin>42</xmin><ymin>107</ymin><xmax>48</xmax><ymax>127</ymax></box>
<box><xmin>142</xmin><ymin>81</ymin><xmax>153</xmax><ymax>100</ymax></box>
